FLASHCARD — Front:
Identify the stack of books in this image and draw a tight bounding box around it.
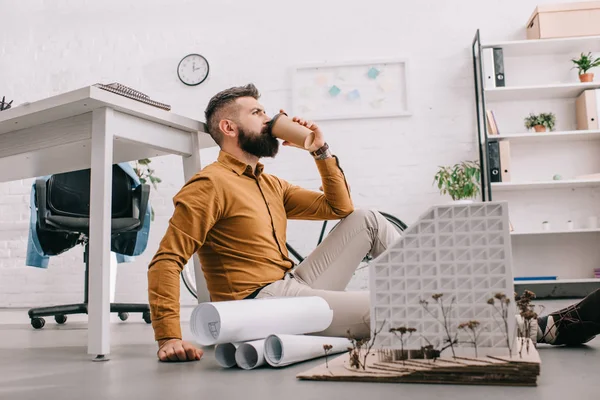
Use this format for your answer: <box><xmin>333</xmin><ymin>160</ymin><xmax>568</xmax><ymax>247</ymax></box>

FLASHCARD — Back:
<box><xmin>594</xmin><ymin>268</ymin><xmax>600</xmax><ymax>279</ymax></box>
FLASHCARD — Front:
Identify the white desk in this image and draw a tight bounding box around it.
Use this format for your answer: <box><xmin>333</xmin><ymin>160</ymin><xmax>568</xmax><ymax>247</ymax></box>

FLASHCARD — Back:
<box><xmin>0</xmin><ymin>85</ymin><xmax>214</xmax><ymax>359</ymax></box>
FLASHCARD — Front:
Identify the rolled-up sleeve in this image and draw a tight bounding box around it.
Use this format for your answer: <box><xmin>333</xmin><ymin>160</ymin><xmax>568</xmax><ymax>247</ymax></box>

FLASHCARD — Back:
<box><xmin>281</xmin><ymin>155</ymin><xmax>354</xmax><ymax>220</ymax></box>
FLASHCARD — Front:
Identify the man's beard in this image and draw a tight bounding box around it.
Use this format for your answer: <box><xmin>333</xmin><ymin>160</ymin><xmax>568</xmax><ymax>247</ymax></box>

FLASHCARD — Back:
<box><xmin>238</xmin><ymin>126</ymin><xmax>280</xmax><ymax>158</ymax></box>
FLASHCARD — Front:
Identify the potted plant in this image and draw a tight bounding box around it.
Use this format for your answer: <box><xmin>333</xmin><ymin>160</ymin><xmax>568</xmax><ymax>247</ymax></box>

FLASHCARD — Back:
<box><xmin>433</xmin><ymin>160</ymin><xmax>481</xmax><ymax>203</ymax></box>
<box><xmin>571</xmin><ymin>52</ymin><xmax>600</xmax><ymax>82</ymax></box>
<box><xmin>524</xmin><ymin>112</ymin><xmax>556</xmax><ymax>133</ymax></box>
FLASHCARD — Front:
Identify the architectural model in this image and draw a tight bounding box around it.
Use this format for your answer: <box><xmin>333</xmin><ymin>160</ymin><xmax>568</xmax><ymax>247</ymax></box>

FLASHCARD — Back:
<box><xmin>298</xmin><ymin>201</ymin><xmax>541</xmax><ymax>386</ymax></box>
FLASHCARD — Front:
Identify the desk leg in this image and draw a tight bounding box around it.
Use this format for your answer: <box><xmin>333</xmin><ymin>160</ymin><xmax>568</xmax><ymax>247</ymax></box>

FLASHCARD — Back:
<box><xmin>181</xmin><ymin>132</ymin><xmax>210</xmax><ymax>304</ymax></box>
<box><xmin>88</xmin><ymin>107</ymin><xmax>114</xmax><ymax>360</ymax></box>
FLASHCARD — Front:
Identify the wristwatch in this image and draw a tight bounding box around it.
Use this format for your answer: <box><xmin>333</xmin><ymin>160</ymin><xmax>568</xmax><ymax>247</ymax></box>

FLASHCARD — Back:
<box><xmin>310</xmin><ymin>142</ymin><xmax>330</xmax><ymax>159</ymax></box>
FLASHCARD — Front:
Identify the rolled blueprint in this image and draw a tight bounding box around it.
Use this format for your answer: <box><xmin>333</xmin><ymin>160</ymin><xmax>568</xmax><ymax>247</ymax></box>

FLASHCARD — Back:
<box><xmin>190</xmin><ymin>296</ymin><xmax>333</xmax><ymax>346</ymax></box>
<box><xmin>264</xmin><ymin>334</ymin><xmax>351</xmax><ymax>367</ymax></box>
<box><xmin>215</xmin><ymin>342</ymin><xmax>239</xmax><ymax>368</ymax></box>
<box><xmin>235</xmin><ymin>340</ymin><xmax>266</xmax><ymax>370</ymax></box>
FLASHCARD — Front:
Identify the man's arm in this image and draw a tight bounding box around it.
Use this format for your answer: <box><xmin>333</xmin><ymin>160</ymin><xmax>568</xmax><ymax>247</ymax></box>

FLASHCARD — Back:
<box><xmin>147</xmin><ymin>176</ymin><xmax>221</xmax><ymax>360</ymax></box>
<box><xmin>277</xmin><ymin>116</ymin><xmax>354</xmax><ymax>220</ymax></box>
<box><xmin>281</xmin><ymin>150</ymin><xmax>354</xmax><ymax>220</ymax></box>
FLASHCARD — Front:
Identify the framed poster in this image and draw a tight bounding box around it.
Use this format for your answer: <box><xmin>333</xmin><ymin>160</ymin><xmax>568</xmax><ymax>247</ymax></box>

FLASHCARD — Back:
<box><xmin>291</xmin><ymin>58</ymin><xmax>411</xmax><ymax>121</ymax></box>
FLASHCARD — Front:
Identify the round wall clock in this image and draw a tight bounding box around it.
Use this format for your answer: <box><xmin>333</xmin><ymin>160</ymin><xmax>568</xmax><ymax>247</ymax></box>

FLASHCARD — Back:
<box><xmin>177</xmin><ymin>53</ymin><xmax>210</xmax><ymax>86</ymax></box>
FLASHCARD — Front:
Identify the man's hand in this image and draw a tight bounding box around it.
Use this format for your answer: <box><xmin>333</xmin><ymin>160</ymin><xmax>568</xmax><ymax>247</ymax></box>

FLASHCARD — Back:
<box><xmin>278</xmin><ymin>109</ymin><xmax>325</xmax><ymax>152</ymax></box>
<box><xmin>157</xmin><ymin>338</ymin><xmax>204</xmax><ymax>362</ymax></box>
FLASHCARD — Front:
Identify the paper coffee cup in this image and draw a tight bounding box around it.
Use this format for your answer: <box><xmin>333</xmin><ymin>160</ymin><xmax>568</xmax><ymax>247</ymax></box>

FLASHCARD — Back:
<box><xmin>267</xmin><ymin>112</ymin><xmax>315</xmax><ymax>150</ymax></box>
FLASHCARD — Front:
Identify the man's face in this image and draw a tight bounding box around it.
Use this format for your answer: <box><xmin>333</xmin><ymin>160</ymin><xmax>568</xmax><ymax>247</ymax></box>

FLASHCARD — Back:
<box><xmin>233</xmin><ymin>97</ymin><xmax>279</xmax><ymax>158</ymax></box>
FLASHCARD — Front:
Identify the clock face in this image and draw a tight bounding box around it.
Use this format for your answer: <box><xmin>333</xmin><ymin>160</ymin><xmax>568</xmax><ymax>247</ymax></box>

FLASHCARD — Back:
<box><xmin>177</xmin><ymin>54</ymin><xmax>210</xmax><ymax>86</ymax></box>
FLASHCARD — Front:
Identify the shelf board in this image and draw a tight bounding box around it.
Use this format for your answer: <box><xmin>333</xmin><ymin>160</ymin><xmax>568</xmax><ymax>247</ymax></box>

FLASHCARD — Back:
<box><xmin>482</xmin><ymin>35</ymin><xmax>600</xmax><ymax>57</ymax></box>
<box><xmin>514</xmin><ymin>278</ymin><xmax>600</xmax><ymax>298</ymax></box>
<box><xmin>484</xmin><ymin>82</ymin><xmax>600</xmax><ymax>102</ymax></box>
<box><xmin>492</xmin><ymin>178</ymin><xmax>600</xmax><ymax>192</ymax></box>
<box><xmin>511</xmin><ymin>228</ymin><xmax>600</xmax><ymax>236</ymax></box>
<box><xmin>488</xmin><ymin>129</ymin><xmax>600</xmax><ymax>143</ymax></box>
<box><xmin>514</xmin><ymin>278</ymin><xmax>600</xmax><ymax>284</ymax></box>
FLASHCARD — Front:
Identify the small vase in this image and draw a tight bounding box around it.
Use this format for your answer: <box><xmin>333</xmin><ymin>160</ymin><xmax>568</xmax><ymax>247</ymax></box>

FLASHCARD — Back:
<box><xmin>579</xmin><ymin>73</ymin><xmax>594</xmax><ymax>82</ymax></box>
<box><xmin>542</xmin><ymin>222</ymin><xmax>550</xmax><ymax>231</ymax></box>
<box><xmin>533</xmin><ymin>125</ymin><xmax>546</xmax><ymax>133</ymax></box>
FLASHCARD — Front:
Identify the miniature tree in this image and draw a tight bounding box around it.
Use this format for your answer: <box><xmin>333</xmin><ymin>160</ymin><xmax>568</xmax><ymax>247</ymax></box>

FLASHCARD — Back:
<box><xmin>419</xmin><ymin>336</ymin><xmax>441</xmax><ymax>361</ymax></box>
<box><xmin>420</xmin><ymin>293</ymin><xmax>458</xmax><ymax>357</ymax></box>
<box><xmin>389</xmin><ymin>326</ymin><xmax>417</xmax><ymax>364</ymax></box>
<box><xmin>458</xmin><ymin>320</ymin><xmax>482</xmax><ymax>358</ymax></box>
<box><xmin>515</xmin><ymin>290</ymin><xmax>540</xmax><ymax>357</ymax></box>
<box><xmin>487</xmin><ymin>292</ymin><xmax>512</xmax><ymax>357</ymax></box>
<box><xmin>346</xmin><ymin>321</ymin><xmax>385</xmax><ymax>370</ymax></box>
<box><xmin>323</xmin><ymin>344</ymin><xmax>333</xmax><ymax>368</ymax></box>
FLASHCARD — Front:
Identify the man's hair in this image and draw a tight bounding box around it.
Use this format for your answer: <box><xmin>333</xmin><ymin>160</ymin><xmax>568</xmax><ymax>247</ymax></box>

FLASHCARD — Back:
<box><xmin>204</xmin><ymin>83</ymin><xmax>260</xmax><ymax>145</ymax></box>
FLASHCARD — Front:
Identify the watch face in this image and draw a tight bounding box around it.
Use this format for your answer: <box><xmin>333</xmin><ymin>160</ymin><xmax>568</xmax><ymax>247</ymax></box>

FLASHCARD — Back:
<box><xmin>177</xmin><ymin>54</ymin><xmax>209</xmax><ymax>86</ymax></box>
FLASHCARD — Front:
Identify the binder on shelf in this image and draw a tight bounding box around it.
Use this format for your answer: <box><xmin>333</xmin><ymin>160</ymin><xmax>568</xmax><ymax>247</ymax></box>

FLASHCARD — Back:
<box><xmin>488</xmin><ymin>141</ymin><xmax>501</xmax><ymax>182</ymax></box>
<box><xmin>499</xmin><ymin>140</ymin><xmax>511</xmax><ymax>182</ymax></box>
<box><xmin>482</xmin><ymin>48</ymin><xmax>496</xmax><ymax>89</ymax></box>
<box><xmin>576</xmin><ymin>89</ymin><xmax>599</xmax><ymax>130</ymax></box>
<box><xmin>492</xmin><ymin>48</ymin><xmax>505</xmax><ymax>87</ymax></box>
<box><xmin>488</xmin><ymin>140</ymin><xmax>511</xmax><ymax>183</ymax></box>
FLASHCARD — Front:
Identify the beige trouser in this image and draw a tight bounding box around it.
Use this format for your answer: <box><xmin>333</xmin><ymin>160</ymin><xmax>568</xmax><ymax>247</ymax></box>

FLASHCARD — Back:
<box><xmin>256</xmin><ymin>209</ymin><xmax>402</xmax><ymax>339</ymax></box>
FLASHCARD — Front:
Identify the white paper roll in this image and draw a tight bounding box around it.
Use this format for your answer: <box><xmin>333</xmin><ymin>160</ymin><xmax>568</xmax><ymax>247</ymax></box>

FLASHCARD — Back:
<box><xmin>215</xmin><ymin>343</ymin><xmax>239</xmax><ymax>368</ymax></box>
<box><xmin>235</xmin><ymin>340</ymin><xmax>266</xmax><ymax>370</ymax></box>
<box><xmin>190</xmin><ymin>296</ymin><xmax>333</xmax><ymax>346</ymax></box>
<box><xmin>264</xmin><ymin>334</ymin><xmax>351</xmax><ymax>367</ymax></box>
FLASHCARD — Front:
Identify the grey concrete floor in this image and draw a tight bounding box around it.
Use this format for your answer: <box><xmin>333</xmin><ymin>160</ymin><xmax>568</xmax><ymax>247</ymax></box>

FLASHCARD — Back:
<box><xmin>0</xmin><ymin>301</ymin><xmax>599</xmax><ymax>400</ymax></box>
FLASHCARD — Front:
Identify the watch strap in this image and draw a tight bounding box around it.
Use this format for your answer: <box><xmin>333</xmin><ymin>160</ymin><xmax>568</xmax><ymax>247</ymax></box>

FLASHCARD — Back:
<box><xmin>310</xmin><ymin>142</ymin><xmax>329</xmax><ymax>157</ymax></box>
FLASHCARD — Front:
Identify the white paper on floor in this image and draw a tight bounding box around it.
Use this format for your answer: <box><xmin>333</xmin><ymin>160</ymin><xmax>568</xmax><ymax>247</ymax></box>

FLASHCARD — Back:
<box><xmin>190</xmin><ymin>296</ymin><xmax>333</xmax><ymax>346</ymax></box>
<box><xmin>264</xmin><ymin>334</ymin><xmax>351</xmax><ymax>367</ymax></box>
<box><xmin>235</xmin><ymin>339</ymin><xmax>266</xmax><ymax>370</ymax></box>
<box><xmin>214</xmin><ymin>342</ymin><xmax>239</xmax><ymax>368</ymax></box>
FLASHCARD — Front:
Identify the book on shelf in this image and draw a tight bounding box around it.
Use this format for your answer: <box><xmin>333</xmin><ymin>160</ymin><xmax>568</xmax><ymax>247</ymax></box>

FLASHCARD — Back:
<box><xmin>93</xmin><ymin>82</ymin><xmax>171</xmax><ymax>111</ymax></box>
<box><xmin>486</xmin><ymin>110</ymin><xmax>499</xmax><ymax>135</ymax></box>
<box><xmin>514</xmin><ymin>276</ymin><xmax>557</xmax><ymax>281</ymax></box>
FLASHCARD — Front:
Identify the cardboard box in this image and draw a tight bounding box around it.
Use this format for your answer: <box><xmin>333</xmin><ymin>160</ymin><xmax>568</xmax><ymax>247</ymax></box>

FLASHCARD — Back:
<box><xmin>576</xmin><ymin>89</ymin><xmax>600</xmax><ymax>130</ymax></box>
<box><xmin>527</xmin><ymin>1</ymin><xmax>600</xmax><ymax>39</ymax></box>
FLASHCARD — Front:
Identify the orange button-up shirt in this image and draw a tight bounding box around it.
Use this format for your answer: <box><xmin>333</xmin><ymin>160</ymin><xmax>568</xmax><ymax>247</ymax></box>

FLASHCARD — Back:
<box><xmin>147</xmin><ymin>151</ymin><xmax>354</xmax><ymax>341</ymax></box>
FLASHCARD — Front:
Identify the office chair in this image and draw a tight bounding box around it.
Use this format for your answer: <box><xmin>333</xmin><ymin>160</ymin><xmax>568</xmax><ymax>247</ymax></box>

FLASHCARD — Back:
<box><xmin>28</xmin><ymin>165</ymin><xmax>152</xmax><ymax>329</ymax></box>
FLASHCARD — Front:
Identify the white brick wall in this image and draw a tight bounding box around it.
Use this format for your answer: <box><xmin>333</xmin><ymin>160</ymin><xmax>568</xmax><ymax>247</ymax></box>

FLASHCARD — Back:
<box><xmin>0</xmin><ymin>0</ymin><xmax>578</xmax><ymax>307</ymax></box>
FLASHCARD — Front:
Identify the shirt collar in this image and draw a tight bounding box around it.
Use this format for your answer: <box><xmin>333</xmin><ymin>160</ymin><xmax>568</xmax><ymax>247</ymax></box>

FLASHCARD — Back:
<box><xmin>217</xmin><ymin>150</ymin><xmax>264</xmax><ymax>178</ymax></box>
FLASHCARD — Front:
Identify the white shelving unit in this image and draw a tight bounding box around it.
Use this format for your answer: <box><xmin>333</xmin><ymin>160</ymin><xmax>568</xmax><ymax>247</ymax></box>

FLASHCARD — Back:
<box><xmin>511</xmin><ymin>228</ymin><xmax>600</xmax><ymax>236</ymax></box>
<box><xmin>482</xmin><ymin>35</ymin><xmax>600</xmax><ymax>57</ymax></box>
<box><xmin>491</xmin><ymin>129</ymin><xmax>600</xmax><ymax>143</ymax></box>
<box><xmin>485</xmin><ymin>82</ymin><xmax>600</xmax><ymax>101</ymax></box>
<box><xmin>491</xmin><ymin>178</ymin><xmax>600</xmax><ymax>192</ymax></box>
<box><xmin>473</xmin><ymin>31</ymin><xmax>600</xmax><ymax>298</ymax></box>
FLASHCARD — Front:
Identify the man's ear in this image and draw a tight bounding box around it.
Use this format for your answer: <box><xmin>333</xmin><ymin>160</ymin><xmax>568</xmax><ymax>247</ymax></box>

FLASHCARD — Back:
<box><xmin>219</xmin><ymin>119</ymin><xmax>237</xmax><ymax>139</ymax></box>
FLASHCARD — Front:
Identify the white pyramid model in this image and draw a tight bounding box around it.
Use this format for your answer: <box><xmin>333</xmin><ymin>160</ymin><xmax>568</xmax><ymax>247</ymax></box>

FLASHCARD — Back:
<box><xmin>369</xmin><ymin>201</ymin><xmax>516</xmax><ymax>351</ymax></box>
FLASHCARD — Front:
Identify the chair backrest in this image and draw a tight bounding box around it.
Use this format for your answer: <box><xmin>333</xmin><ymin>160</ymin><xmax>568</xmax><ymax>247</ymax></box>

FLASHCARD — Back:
<box><xmin>46</xmin><ymin>165</ymin><xmax>133</xmax><ymax>218</ymax></box>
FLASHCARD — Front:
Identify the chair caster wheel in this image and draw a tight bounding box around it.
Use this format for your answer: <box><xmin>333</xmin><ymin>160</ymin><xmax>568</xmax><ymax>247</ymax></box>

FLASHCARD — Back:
<box><xmin>31</xmin><ymin>318</ymin><xmax>45</xmax><ymax>329</ymax></box>
<box><xmin>118</xmin><ymin>312</ymin><xmax>129</xmax><ymax>321</ymax></box>
<box><xmin>54</xmin><ymin>315</ymin><xmax>67</xmax><ymax>325</ymax></box>
<box><xmin>143</xmin><ymin>311</ymin><xmax>151</xmax><ymax>324</ymax></box>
